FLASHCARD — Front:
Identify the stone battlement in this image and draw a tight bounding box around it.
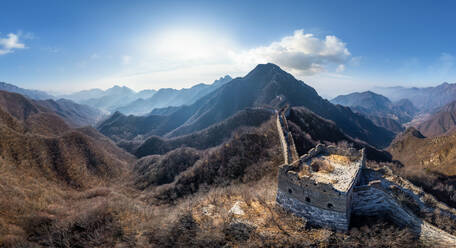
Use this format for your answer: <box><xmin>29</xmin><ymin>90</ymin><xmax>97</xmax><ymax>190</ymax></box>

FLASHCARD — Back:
<box><xmin>277</xmin><ymin>144</ymin><xmax>364</xmax><ymax>230</ymax></box>
<box><xmin>275</xmin><ymin>108</ymin><xmax>456</xmax><ymax>246</ymax></box>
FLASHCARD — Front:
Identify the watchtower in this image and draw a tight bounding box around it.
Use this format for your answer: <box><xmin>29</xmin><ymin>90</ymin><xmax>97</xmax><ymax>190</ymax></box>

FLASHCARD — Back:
<box><xmin>276</xmin><ymin>144</ymin><xmax>365</xmax><ymax>231</ymax></box>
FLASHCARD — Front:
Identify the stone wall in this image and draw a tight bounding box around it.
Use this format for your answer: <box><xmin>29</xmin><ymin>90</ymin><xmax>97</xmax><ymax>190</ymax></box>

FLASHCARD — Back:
<box><xmin>276</xmin><ymin>189</ymin><xmax>350</xmax><ymax>230</ymax></box>
<box><xmin>353</xmin><ymin>182</ymin><xmax>456</xmax><ymax>247</ymax></box>
<box><xmin>274</xmin><ymin>108</ymin><xmax>456</xmax><ymax>246</ymax></box>
<box><xmin>278</xmin><ymin>169</ymin><xmax>349</xmax><ymax>213</ymax></box>
<box><xmin>275</xmin><ymin>108</ymin><xmax>299</xmax><ymax>165</ymax></box>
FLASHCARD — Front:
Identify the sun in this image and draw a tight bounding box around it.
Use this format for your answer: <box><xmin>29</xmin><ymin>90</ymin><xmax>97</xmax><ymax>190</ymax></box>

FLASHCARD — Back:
<box><xmin>152</xmin><ymin>28</ymin><xmax>234</xmax><ymax>61</ymax></box>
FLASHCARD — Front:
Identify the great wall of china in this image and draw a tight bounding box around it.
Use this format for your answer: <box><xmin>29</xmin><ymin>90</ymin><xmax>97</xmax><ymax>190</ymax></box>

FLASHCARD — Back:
<box><xmin>275</xmin><ymin>106</ymin><xmax>456</xmax><ymax>247</ymax></box>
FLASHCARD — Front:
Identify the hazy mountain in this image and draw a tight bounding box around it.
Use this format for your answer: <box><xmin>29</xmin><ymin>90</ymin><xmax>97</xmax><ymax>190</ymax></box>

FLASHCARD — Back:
<box><xmin>98</xmin><ymin>63</ymin><xmax>394</xmax><ymax>148</ymax></box>
<box><xmin>331</xmin><ymin>91</ymin><xmax>418</xmax><ymax>123</ymax></box>
<box><xmin>331</xmin><ymin>91</ymin><xmax>418</xmax><ymax>133</ymax></box>
<box><xmin>414</xmin><ymin>100</ymin><xmax>456</xmax><ymax>137</ymax></box>
<box><xmin>80</xmin><ymin>85</ymin><xmax>139</xmax><ymax>112</ymax></box>
<box><xmin>116</xmin><ymin>75</ymin><xmax>232</xmax><ymax>115</ymax></box>
<box><xmin>61</xmin><ymin>85</ymin><xmax>157</xmax><ymax>113</ymax></box>
<box><xmin>0</xmin><ymin>81</ymin><xmax>54</xmax><ymax>100</ymax></box>
<box><xmin>373</xmin><ymin>82</ymin><xmax>456</xmax><ymax>111</ymax></box>
<box><xmin>36</xmin><ymin>98</ymin><xmax>104</xmax><ymax>127</ymax></box>
<box><xmin>60</xmin><ymin>88</ymin><xmax>106</xmax><ymax>102</ymax></box>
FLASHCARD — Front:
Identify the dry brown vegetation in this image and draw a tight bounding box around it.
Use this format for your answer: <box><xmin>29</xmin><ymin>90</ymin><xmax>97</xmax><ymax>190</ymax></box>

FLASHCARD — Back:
<box><xmin>0</xmin><ymin>91</ymin><xmax>432</xmax><ymax>247</ymax></box>
<box><xmin>310</xmin><ymin>158</ymin><xmax>335</xmax><ymax>173</ymax></box>
<box><xmin>388</xmin><ymin>127</ymin><xmax>456</xmax><ymax>209</ymax></box>
<box><xmin>368</xmin><ymin>161</ymin><xmax>456</xmax><ymax>236</ymax></box>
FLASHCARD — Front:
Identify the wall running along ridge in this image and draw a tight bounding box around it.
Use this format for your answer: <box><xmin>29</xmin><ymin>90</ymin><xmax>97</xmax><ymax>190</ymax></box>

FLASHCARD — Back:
<box><xmin>274</xmin><ymin>108</ymin><xmax>456</xmax><ymax>247</ymax></box>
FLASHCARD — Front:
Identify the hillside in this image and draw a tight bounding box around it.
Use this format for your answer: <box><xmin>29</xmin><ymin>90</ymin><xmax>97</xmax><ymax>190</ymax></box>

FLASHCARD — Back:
<box><xmin>286</xmin><ymin>107</ymin><xmax>391</xmax><ymax>161</ymax></box>
<box><xmin>133</xmin><ymin>108</ymin><xmax>274</xmax><ymax>157</ymax></box>
<box><xmin>415</xmin><ymin>100</ymin><xmax>456</xmax><ymax>137</ymax></box>
<box><xmin>0</xmin><ymin>90</ymin><xmax>137</xmax><ymax>246</ymax></box>
<box><xmin>387</xmin><ymin>127</ymin><xmax>456</xmax><ymax>210</ymax></box>
<box><xmin>0</xmin><ymin>90</ymin><xmax>134</xmax><ymax>187</ymax></box>
<box><xmin>99</xmin><ymin>64</ymin><xmax>394</xmax><ymax>148</ymax></box>
<box><xmin>0</xmin><ymin>90</ymin><xmax>438</xmax><ymax>248</ymax></box>
<box><xmin>388</xmin><ymin>127</ymin><xmax>456</xmax><ymax>175</ymax></box>
<box><xmin>373</xmin><ymin>82</ymin><xmax>456</xmax><ymax>111</ymax></box>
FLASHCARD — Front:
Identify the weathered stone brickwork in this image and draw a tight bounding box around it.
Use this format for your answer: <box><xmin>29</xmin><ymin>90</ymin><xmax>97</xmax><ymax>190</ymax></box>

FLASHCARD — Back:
<box><xmin>274</xmin><ymin>110</ymin><xmax>456</xmax><ymax>246</ymax></box>
<box><xmin>277</xmin><ymin>144</ymin><xmax>365</xmax><ymax>230</ymax></box>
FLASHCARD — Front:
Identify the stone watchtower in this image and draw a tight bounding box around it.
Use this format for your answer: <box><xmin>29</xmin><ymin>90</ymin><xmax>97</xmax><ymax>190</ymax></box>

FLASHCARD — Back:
<box><xmin>276</xmin><ymin>144</ymin><xmax>365</xmax><ymax>231</ymax></box>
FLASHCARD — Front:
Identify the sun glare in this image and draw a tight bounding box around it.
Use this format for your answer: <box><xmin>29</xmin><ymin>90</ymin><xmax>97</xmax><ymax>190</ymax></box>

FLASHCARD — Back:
<box><xmin>151</xmin><ymin>28</ymin><xmax>235</xmax><ymax>61</ymax></box>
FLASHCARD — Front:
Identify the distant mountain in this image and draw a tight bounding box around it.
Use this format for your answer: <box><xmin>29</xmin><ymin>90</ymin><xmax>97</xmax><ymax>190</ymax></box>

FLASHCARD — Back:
<box><xmin>0</xmin><ymin>81</ymin><xmax>53</xmax><ymax>100</ymax></box>
<box><xmin>116</xmin><ymin>75</ymin><xmax>232</xmax><ymax>115</ymax></box>
<box><xmin>61</xmin><ymin>75</ymin><xmax>231</xmax><ymax>115</ymax></box>
<box><xmin>36</xmin><ymin>98</ymin><xmax>104</xmax><ymax>127</ymax></box>
<box><xmin>60</xmin><ymin>88</ymin><xmax>106</xmax><ymax>102</ymax></box>
<box><xmin>99</xmin><ymin>63</ymin><xmax>394</xmax><ymax>148</ymax></box>
<box><xmin>388</xmin><ymin>127</ymin><xmax>456</xmax><ymax>176</ymax></box>
<box><xmin>373</xmin><ymin>82</ymin><xmax>456</xmax><ymax>111</ymax></box>
<box><xmin>414</xmin><ymin>100</ymin><xmax>456</xmax><ymax>137</ymax></box>
<box><xmin>331</xmin><ymin>91</ymin><xmax>418</xmax><ymax>123</ymax></box>
<box><xmin>61</xmin><ymin>85</ymin><xmax>153</xmax><ymax>113</ymax></box>
<box><xmin>80</xmin><ymin>85</ymin><xmax>140</xmax><ymax>112</ymax></box>
<box><xmin>0</xmin><ymin>90</ymin><xmax>104</xmax><ymax>129</ymax></box>
<box><xmin>331</xmin><ymin>91</ymin><xmax>418</xmax><ymax>132</ymax></box>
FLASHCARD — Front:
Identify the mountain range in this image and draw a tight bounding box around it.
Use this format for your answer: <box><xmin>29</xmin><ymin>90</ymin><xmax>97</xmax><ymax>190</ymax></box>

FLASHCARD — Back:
<box><xmin>373</xmin><ymin>82</ymin><xmax>456</xmax><ymax>112</ymax></box>
<box><xmin>61</xmin><ymin>75</ymin><xmax>232</xmax><ymax>115</ymax></box>
<box><xmin>2</xmin><ymin>63</ymin><xmax>456</xmax><ymax>247</ymax></box>
<box><xmin>98</xmin><ymin>63</ymin><xmax>395</xmax><ymax>149</ymax></box>
<box><xmin>116</xmin><ymin>75</ymin><xmax>232</xmax><ymax>115</ymax></box>
<box><xmin>0</xmin><ymin>81</ymin><xmax>54</xmax><ymax>100</ymax></box>
<box><xmin>414</xmin><ymin>100</ymin><xmax>456</xmax><ymax>137</ymax></box>
<box><xmin>331</xmin><ymin>91</ymin><xmax>418</xmax><ymax>133</ymax></box>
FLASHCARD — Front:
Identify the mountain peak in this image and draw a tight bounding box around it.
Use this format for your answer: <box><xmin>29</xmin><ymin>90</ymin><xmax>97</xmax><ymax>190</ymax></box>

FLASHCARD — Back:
<box><xmin>245</xmin><ymin>63</ymin><xmax>294</xmax><ymax>82</ymax></box>
<box><xmin>251</xmin><ymin>63</ymin><xmax>283</xmax><ymax>73</ymax></box>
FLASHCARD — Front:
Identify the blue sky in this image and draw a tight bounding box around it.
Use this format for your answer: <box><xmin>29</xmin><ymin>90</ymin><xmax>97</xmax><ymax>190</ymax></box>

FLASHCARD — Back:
<box><xmin>1</xmin><ymin>0</ymin><xmax>456</xmax><ymax>97</ymax></box>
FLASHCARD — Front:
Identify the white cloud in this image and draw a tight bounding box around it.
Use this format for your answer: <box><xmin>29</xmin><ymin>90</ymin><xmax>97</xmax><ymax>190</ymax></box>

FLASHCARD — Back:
<box><xmin>72</xmin><ymin>29</ymin><xmax>354</xmax><ymax>96</ymax></box>
<box><xmin>0</xmin><ymin>33</ymin><xmax>26</xmax><ymax>55</ymax></box>
<box><xmin>234</xmin><ymin>30</ymin><xmax>351</xmax><ymax>75</ymax></box>
<box><xmin>336</xmin><ymin>64</ymin><xmax>345</xmax><ymax>72</ymax></box>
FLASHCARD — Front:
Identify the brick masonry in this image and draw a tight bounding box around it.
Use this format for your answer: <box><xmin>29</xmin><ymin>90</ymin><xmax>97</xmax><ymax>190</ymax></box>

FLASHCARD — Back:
<box><xmin>275</xmin><ymin>108</ymin><xmax>456</xmax><ymax>247</ymax></box>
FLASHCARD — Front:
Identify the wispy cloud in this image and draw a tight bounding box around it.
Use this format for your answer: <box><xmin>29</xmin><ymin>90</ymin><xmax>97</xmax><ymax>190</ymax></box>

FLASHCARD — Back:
<box><xmin>0</xmin><ymin>33</ymin><xmax>26</xmax><ymax>55</ymax></box>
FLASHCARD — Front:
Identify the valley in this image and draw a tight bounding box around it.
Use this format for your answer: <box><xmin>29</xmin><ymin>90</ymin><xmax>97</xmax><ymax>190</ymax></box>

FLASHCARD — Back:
<box><xmin>2</xmin><ymin>63</ymin><xmax>456</xmax><ymax>247</ymax></box>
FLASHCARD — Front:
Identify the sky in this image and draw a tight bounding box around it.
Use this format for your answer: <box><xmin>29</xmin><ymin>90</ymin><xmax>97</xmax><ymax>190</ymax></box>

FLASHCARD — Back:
<box><xmin>2</xmin><ymin>0</ymin><xmax>456</xmax><ymax>97</ymax></box>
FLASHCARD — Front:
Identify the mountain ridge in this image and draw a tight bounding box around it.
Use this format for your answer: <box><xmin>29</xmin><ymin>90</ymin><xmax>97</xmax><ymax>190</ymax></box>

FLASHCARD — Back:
<box><xmin>98</xmin><ymin>63</ymin><xmax>395</xmax><ymax>148</ymax></box>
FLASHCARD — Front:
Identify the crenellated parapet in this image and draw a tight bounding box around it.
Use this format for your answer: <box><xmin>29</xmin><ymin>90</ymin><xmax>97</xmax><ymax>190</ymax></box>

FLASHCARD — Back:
<box><xmin>275</xmin><ymin>109</ymin><xmax>456</xmax><ymax>246</ymax></box>
<box><xmin>277</xmin><ymin>144</ymin><xmax>365</xmax><ymax>230</ymax></box>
